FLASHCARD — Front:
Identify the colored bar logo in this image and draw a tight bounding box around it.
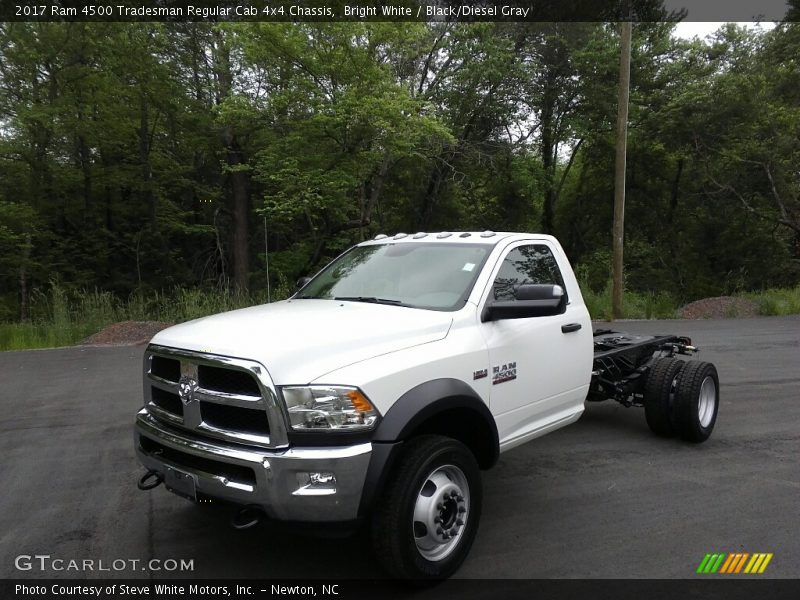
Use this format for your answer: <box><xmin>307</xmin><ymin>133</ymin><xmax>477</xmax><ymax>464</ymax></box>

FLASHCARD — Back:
<box><xmin>696</xmin><ymin>553</ymin><xmax>773</xmax><ymax>574</ymax></box>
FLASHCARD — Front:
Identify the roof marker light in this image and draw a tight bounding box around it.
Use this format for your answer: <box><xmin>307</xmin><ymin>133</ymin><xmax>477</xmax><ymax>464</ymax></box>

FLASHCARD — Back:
<box><xmin>374</xmin><ymin>234</ymin><xmax>388</xmax><ymax>240</ymax></box>
<box><xmin>394</xmin><ymin>233</ymin><xmax>408</xmax><ymax>239</ymax></box>
<box><xmin>480</xmin><ymin>230</ymin><xmax>496</xmax><ymax>238</ymax></box>
<box><xmin>459</xmin><ymin>232</ymin><xmax>471</xmax><ymax>238</ymax></box>
<box><xmin>436</xmin><ymin>232</ymin><xmax>452</xmax><ymax>239</ymax></box>
<box><xmin>413</xmin><ymin>232</ymin><xmax>428</xmax><ymax>239</ymax></box>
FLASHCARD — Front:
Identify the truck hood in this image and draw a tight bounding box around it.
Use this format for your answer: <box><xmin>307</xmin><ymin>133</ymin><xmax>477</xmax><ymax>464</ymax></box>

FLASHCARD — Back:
<box><xmin>150</xmin><ymin>299</ymin><xmax>453</xmax><ymax>384</ymax></box>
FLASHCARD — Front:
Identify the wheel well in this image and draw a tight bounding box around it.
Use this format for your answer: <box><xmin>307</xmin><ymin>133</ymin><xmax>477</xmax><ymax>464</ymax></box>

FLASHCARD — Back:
<box><xmin>404</xmin><ymin>406</ymin><xmax>498</xmax><ymax>469</ymax></box>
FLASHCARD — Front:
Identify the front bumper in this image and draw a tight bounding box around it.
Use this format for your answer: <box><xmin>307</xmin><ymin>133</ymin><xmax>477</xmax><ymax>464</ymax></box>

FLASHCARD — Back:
<box><xmin>134</xmin><ymin>409</ymin><xmax>372</xmax><ymax>522</ymax></box>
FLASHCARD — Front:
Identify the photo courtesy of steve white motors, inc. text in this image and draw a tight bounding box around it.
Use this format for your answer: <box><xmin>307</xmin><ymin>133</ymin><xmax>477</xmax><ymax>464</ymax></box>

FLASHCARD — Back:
<box><xmin>14</xmin><ymin>583</ymin><xmax>340</xmax><ymax>597</ymax></box>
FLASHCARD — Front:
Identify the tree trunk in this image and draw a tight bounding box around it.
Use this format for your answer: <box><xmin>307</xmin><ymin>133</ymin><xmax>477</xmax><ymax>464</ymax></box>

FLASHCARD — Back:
<box><xmin>418</xmin><ymin>165</ymin><xmax>445</xmax><ymax>230</ymax></box>
<box><xmin>19</xmin><ymin>233</ymin><xmax>32</xmax><ymax>321</ymax></box>
<box><xmin>139</xmin><ymin>92</ymin><xmax>156</xmax><ymax>229</ymax></box>
<box><xmin>668</xmin><ymin>158</ymin><xmax>684</xmax><ymax>224</ymax></box>
<box><xmin>214</xmin><ymin>30</ymin><xmax>250</xmax><ymax>291</ymax></box>
<box><xmin>612</xmin><ymin>21</ymin><xmax>632</xmax><ymax>320</ymax></box>
<box><xmin>228</xmin><ymin>137</ymin><xmax>250</xmax><ymax>292</ymax></box>
<box><xmin>540</xmin><ymin>79</ymin><xmax>557</xmax><ymax>234</ymax></box>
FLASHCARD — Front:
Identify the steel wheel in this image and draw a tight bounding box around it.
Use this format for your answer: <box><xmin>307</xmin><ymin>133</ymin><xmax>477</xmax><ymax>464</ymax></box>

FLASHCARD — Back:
<box><xmin>412</xmin><ymin>464</ymin><xmax>470</xmax><ymax>562</ymax></box>
<box><xmin>697</xmin><ymin>376</ymin><xmax>716</xmax><ymax>428</ymax></box>
<box><xmin>371</xmin><ymin>435</ymin><xmax>482</xmax><ymax>580</ymax></box>
<box><xmin>675</xmin><ymin>360</ymin><xmax>719</xmax><ymax>443</ymax></box>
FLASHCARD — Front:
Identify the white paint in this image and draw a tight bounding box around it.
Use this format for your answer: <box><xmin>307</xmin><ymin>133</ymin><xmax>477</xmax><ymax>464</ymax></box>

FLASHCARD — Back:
<box><xmin>152</xmin><ymin>233</ymin><xmax>593</xmax><ymax>451</ymax></box>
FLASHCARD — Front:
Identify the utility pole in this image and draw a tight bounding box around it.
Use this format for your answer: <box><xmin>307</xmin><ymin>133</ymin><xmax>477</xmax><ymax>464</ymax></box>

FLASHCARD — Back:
<box><xmin>612</xmin><ymin>20</ymin><xmax>632</xmax><ymax>320</ymax></box>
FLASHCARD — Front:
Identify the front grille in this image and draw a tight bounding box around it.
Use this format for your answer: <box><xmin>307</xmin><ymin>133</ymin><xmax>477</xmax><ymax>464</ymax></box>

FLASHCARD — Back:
<box><xmin>151</xmin><ymin>387</ymin><xmax>182</xmax><ymax>416</ymax></box>
<box><xmin>151</xmin><ymin>355</ymin><xmax>180</xmax><ymax>382</ymax></box>
<box><xmin>144</xmin><ymin>346</ymin><xmax>284</xmax><ymax>448</ymax></box>
<box><xmin>139</xmin><ymin>436</ymin><xmax>256</xmax><ymax>486</ymax></box>
<box><xmin>198</xmin><ymin>365</ymin><xmax>260</xmax><ymax>396</ymax></box>
<box><xmin>200</xmin><ymin>401</ymin><xmax>270</xmax><ymax>436</ymax></box>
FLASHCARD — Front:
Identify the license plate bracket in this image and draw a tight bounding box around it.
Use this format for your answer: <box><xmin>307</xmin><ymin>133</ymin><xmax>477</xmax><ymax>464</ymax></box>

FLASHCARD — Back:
<box><xmin>164</xmin><ymin>466</ymin><xmax>197</xmax><ymax>502</ymax></box>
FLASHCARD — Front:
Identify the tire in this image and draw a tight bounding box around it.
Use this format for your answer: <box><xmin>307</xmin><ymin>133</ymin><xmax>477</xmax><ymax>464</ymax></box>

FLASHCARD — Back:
<box><xmin>644</xmin><ymin>358</ymin><xmax>685</xmax><ymax>437</ymax></box>
<box><xmin>674</xmin><ymin>361</ymin><xmax>719</xmax><ymax>443</ymax></box>
<box><xmin>370</xmin><ymin>435</ymin><xmax>482</xmax><ymax>581</ymax></box>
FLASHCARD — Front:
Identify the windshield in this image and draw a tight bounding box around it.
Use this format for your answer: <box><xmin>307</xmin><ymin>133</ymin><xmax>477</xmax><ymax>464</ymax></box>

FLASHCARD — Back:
<box><xmin>296</xmin><ymin>242</ymin><xmax>491</xmax><ymax>311</ymax></box>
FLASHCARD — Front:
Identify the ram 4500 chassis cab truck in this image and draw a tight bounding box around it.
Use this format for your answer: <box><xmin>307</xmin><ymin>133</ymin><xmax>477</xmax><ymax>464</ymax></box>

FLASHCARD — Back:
<box><xmin>134</xmin><ymin>232</ymin><xmax>719</xmax><ymax>579</ymax></box>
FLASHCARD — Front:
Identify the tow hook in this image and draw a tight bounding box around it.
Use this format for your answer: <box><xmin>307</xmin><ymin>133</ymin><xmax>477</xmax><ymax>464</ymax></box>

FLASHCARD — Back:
<box><xmin>231</xmin><ymin>505</ymin><xmax>263</xmax><ymax>530</ymax></box>
<box><xmin>137</xmin><ymin>470</ymin><xmax>163</xmax><ymax>491</ymax></box>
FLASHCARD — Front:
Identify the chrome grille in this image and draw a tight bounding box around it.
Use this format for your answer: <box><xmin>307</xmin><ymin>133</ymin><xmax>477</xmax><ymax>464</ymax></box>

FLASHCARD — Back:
<box><xmin>198</xmin><ymin>365</ymin><xmax>260</xmax><ymax>396</ymax></box>
<box><xmin>143</xmin><ymin>345</ymin><xmax>288</xmax><ymax>449</ymax></box>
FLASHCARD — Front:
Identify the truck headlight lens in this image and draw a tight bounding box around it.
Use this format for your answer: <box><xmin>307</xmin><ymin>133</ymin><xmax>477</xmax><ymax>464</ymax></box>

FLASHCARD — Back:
<box><xmin>281</xmin><ymin>386</ymin><xmax>379</xmax><ymax>431</ymax></box>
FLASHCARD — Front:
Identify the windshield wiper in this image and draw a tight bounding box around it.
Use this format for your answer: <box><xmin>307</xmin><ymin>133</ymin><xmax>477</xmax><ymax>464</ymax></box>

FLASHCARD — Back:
<box><xmin>333</xmin><ymin>296</ymin><xmax>407</xmax><ymax>306</ymax></box>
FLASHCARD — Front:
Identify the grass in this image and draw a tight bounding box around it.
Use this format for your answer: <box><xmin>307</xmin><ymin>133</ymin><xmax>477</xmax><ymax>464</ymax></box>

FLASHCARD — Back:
<box><xmin>580</xmin><ymin>279</ymin><xmax>800</xmax><ymax>321</ymax></box>
<box><xmin>2</xmin><ymin>282</ymin><xmax>799</xmax><ymax>352</ymax></box>
<box><xmin>0</xmin><ymin>282</ymin><xmax>291</xmax><ymax>352</ymax></box>
<box><xmin>580</xmin><ymin>280</ymin><xmax>679</xmax><ymax>321</ymax></box>
<box><xmin>741</xmin><ymin>286</ymin><xmax>800</xmax><ymax>316</ymax></box>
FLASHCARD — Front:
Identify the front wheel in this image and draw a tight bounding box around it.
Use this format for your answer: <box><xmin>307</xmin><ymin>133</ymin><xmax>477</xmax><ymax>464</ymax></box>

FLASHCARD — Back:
<box><xmin>371</xmin><ymin>435</ymin><xmax>482</xmax><ymax>580</ymax></box>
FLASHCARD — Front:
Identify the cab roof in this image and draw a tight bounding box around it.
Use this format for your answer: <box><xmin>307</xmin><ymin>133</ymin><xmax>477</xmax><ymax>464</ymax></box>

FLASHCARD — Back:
<box><xmin>358</xmin><ymin>231</ymin><xmax>556</xmax><ymax>246</ymax></box>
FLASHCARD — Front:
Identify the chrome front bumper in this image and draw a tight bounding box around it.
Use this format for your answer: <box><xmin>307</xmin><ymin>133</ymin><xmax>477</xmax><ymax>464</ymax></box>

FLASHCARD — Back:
<box><xmin>134</xmin><ymin>409</ymin><xmax>371</xmax><ymax>522</ymax></box>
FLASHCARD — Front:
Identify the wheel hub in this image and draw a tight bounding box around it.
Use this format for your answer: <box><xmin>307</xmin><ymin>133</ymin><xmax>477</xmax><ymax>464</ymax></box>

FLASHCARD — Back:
<box><xmin>412</xmin><ymin>465</ymin><xmax>469</xmax><ymax>561</ymax></box>
<box><xmin>439</xmin><ymin>496</ymin><xmax>458</xmax><ymax>528</ymax></box>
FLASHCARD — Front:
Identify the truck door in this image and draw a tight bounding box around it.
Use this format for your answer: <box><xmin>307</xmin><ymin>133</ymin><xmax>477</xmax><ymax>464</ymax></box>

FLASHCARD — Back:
<box><xmin>478</xmin><ymin>241</ymin><xmax>592</xmax><ymax>451</ymax></box>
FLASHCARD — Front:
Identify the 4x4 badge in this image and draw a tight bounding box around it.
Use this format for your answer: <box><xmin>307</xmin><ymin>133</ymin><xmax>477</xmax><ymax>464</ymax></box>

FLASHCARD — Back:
<box><xmin>178</xmin><ymin>376</ymin><xmax>198</xmax><ymax>405</ymax></box>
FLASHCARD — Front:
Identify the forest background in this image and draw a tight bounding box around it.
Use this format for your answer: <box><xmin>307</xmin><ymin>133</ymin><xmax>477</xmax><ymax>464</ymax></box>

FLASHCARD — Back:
<box><xmin>1</xmin><ymin>17</ymin><xmax>798</xmax><ymax>348</ymax></box>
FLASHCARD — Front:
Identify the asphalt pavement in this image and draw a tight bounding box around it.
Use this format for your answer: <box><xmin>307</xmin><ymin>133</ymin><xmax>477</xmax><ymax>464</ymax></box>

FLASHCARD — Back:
<box><xmin>1</xmin><ymin>316</ymin><xmax>798</xmax><ymax>579</ymax></box>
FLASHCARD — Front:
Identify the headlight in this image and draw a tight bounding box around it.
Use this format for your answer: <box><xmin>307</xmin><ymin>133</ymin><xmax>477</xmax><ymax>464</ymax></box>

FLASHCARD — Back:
<box><xmin>281</xmin><ymin>386</ymin><xmax>379</xmax><ymax>431</ymax></box>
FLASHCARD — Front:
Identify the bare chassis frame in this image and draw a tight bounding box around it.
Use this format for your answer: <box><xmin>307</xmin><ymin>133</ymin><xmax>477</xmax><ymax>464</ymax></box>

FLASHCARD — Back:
<box><xmin>589</xmin><ymin>330</ymin><xmax>698</xmax><ymax>407</ymax></box>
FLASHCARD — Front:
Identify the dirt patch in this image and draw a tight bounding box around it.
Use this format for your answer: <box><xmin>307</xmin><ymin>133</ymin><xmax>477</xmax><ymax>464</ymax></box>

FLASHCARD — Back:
<box><xmin>679</xmin><ymin>296</ymin><xmax>759</xmax><ymax>319</ymax></box>
<box><xmin>81</xmin><ymin>321</ymin><xmax>174</xmax><ymax>346</ymax></box>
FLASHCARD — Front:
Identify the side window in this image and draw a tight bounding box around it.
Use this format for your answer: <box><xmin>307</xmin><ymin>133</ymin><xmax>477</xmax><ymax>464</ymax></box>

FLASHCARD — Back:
<box><xmin>492</xmin><ymin>244</ymin><xmax>566</xmax><ymax>301</ymax></box>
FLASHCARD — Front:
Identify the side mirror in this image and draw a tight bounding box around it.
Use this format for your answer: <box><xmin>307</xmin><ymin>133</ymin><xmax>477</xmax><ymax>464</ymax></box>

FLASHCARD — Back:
<box><xmin>515</xmin><ymin>284</ymin><xmax>564</xmax><ymax>301</ymax></box>
<box><xmin>295</xmin><ymin>276</ymin><xmax>312</xmax><ymax>292</ymax></box>
<box><xmin>483</xmin><ymin>284</ymin><xmax>566</xmax><ymax>321</ymax></box>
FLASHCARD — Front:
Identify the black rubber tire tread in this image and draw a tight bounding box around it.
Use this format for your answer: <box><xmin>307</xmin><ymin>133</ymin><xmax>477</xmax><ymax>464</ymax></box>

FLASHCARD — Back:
<box><xmin>370</xmin><ymin>435</ymin><xmax>482</xmax><ymax>581</ymax></box>
<box><xmin>644</xmin><ymin>358</ymin><xmax>685</xmax><ymax>437</ymax></box>
<box><xmin>674</xmin><ymin>360</ymin><xmax>719</xmax><ymax>443</ymax></box>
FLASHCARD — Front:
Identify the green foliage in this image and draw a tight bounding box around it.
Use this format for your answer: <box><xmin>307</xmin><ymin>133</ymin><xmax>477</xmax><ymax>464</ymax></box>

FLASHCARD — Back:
<box><xmin>578</xmin><ymin>276</ymin><xmax>679</xmax><ymax>321</ymax></box>
<box><xmin>743</xmin><ymin>286</ymin><xmax>800</xmax><ymax>316</ymax></box>
<box><xmin>1</xmin><ymin>21</ymin><xmax>799</xmax><ymax>330</ymax></box>
<box><xmin>0</xmin><ymin>281</ymin><xmax>293</xmax><ymax>351</ymax></box>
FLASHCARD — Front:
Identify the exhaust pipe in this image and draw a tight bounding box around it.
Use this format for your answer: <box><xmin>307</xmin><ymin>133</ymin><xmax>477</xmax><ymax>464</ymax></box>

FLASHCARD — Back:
<box><xmin>231</xmin><ymin>505</ymin><xmax>263</xmax><ymax>530</ymax></box>
<box><xmin>137</xmin><ymin>470</ymin><xmax>163</xmax><ymax>491</ymax></box>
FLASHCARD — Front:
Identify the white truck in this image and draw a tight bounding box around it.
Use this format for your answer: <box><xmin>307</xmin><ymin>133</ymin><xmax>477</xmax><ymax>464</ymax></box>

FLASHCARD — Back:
<box><xmin>134</xmin><ymin>231</ymin><xmax>719</xmax><ymax>579</ymax></box>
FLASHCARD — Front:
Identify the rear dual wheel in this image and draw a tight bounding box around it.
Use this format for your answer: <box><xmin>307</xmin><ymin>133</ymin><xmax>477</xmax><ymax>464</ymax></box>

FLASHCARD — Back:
<box><xmin>644</xmin><ymin>357</ymin><xmax>683</xmax><ymax>436</ymax></box>
<box><xmin>644</xmin><ymin>358</ymin><xmax>719</xmax><ymax>443</ymax></box>
<box><xmin>674</xmin><ymin>360</ymin><xmax>719</xmax><ymax>442</ymax></box>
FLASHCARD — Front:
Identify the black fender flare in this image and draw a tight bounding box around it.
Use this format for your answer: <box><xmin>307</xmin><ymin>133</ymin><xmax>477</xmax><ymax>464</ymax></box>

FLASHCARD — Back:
<box><xmin>359</xmin><ymin>378</ymin><xmax>498</xmax><ymax>515</ymax></box>
<box><xmin>373</xmin><ymin>378</ymin><xmax>498</xmax><ymax>451</ymax></box>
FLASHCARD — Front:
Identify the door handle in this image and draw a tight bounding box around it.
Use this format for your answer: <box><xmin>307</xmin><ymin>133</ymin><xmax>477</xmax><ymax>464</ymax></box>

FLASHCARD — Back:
<box><xmin>561</xmin><ymin>323</ymin><xmax>582</xmax><ymax>333</ymax></box>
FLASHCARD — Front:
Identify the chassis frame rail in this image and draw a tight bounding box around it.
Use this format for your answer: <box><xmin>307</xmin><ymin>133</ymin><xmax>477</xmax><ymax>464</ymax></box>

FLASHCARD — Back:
<box><xmin>589</xmin><ymin>330</ymin><xmax>697</xmax><ymax>407</ymax></box>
